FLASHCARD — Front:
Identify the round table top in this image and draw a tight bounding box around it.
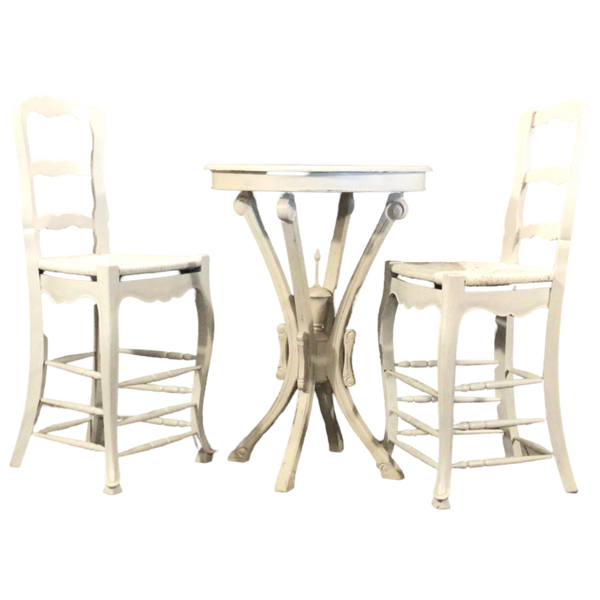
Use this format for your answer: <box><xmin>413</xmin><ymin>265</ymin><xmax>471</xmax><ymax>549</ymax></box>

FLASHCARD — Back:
<box><xmin>202</xmin><ymin>160</ymin><xmax>435</xmax><ymax>175</ymax></box>
<box><xmin>205</xmin><ymin>164</ymin><xmax>432</xmax><ymax>193</ymax></box>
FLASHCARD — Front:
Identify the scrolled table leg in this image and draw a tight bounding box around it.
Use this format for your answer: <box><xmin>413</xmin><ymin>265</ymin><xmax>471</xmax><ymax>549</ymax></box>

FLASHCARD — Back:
<box><xmin>274</xmin><ymin>193</ymin><xmax>316</xmax><ymax>491</ymax></box>
<box><xmin>327</xmin><ymin>193</ymin><xmax>408</xmax><ymax>481</ymax></box>
<box><xmin>228</xmin><ymin>192</ymin><xmax>300</xmax><ymax>462</ymax></box>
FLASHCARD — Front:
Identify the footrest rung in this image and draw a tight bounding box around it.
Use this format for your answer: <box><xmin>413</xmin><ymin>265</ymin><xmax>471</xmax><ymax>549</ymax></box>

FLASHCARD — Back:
<box><xmin>391</xmin><ymin>439</ymin><xmax>438</xmax><ymax>469</ymax></box>
<box><xmin>454</xmin><ymin>418</ymin><xmax>544</xmax><ymax>431</ymax></box>
<box><xmin>45</xmin><ymin>360</ymin><xmax>101</xmax><ymax>380</ymax></box>
<box><xmin>41</xmin><ymin>397</ymin><xmax>103</xmax><ymax>416</ymax></box>
<box><xmin>396</xmin><ymin>359</ymin><xmax>498</xmax><ymax>368</ymax></box>
<box><xmin>124</xmin><ymin>383</ymin><xmax>193</xmax><ymax>394</ymax></box>
<box><xmin>119</xmin><ymin>348</ymin><xmax>197</xmax><ymax>361</ymax></box>
<box><xmin>452</xmin><ymin>454</ymin><xmax>552</xmax><ymax>469</ymax></box>
<box><xmin>119</xmin><ymin>365</ymin><xmax>201</xmax><ymax>388</ymax></box>
<box><xmin>37</xmin><ymin>417</ymin><xmax>92</xmax><ymax>434</ymax></box>
<box><xmin>50</xmin><ymin>352</ymin><xmax>95</xmax><ymax>364</ymax></box>
<box><xmin>514</xmin><ymin>436</ymin><xmax>552</xmax><ymax>456</ymax></box>
<box><xmin>398</xmin><ymin>395</ymin><xmax>500</xmax><ymax>403</ymax></box>
<box><xmin>455</xmin><ymin>378</ymin><xmax>542</xmax><ymax>392</ymax></box>
<box><xmin>391</xmin><ymin>408</ymin><xmax>439</xmax><ymax>437</ymax></box>
<box><xmin>387</xmin><ymin>371</ymin><xmax>438</xmax><ymax>396</ymax></box>
<box><xmin>118</xmin><ymin>402</ymin><xmax>196</xmax><ymax>426</ymax></box>
<box><xmin>119</xmin><ymin>431</ymin><xmax>196</xmax><ymax>457</ymax></box>
<box><xmin>119</xmin><ymin>413</ymin><xmax>192</xmax><ymax>431</ymax></box>
<box><xmin>33</xmin><ymin>432</ymin><xmax>104</xmax><ymax>452</ymax></box>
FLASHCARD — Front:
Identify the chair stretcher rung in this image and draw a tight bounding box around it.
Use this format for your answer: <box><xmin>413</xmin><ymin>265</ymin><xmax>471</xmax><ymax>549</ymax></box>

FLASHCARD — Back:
<box><xmin>454</xmin><ymin>416</ymin><xmax>546</xmax><ymax>431</ymax></box>
<box><xmin>118</xmin><ymin>402</ymin><xmax>196</xmax><ymax>426</ymax></box>
<box><xmin>118</xmin><ymin>365</ymin><xmax>201</xmax><ymax>388</ymax></box>
<box><xmin>119</xmin><ymin>431</ymin><xmax>196</xmax><ymax>457</ymax></box>
<box><xmin>398</xmin><ymin>428</ymin><xmax>504</xmax><ymax>437</ymax></box>
<box><xmin>398</xmin><ymin>395</ymin><xmax>499</xmax><ymax>403</ymax></box>
<box><xmin>391</xmin><ymin>439</ymin><xmax>438</xmax><ymax>469</ymax></box>
<box><xmin>390</xmin><ymin>407</ymin><xmax>439</xmax><ymax>439</ymax></box>
<box><xmin>398</xmin><ymin>428</ymin><xmax>429</xmax><ymax>436</ymax></box>
<box><xmin>41</xmin><ymin>397</ymin><xmax>103</xmax><ymax>416</ymax></box>
<box><xmin>514</xmin><ymin>436</ymin><xmax>552</xmax><ymax>456</ymax></box>
<box><xmin>396</xmin><ymin>359</ymin><xmax>498</xmax><ymax>368</ymax></box>
<box><xmin>37</xmin><ymin>417</ymin><xmax>92</xmax><ymax>434</ymax></box>
<box><xmin>32</xmin><ymin>432</ymin><xmax>104</xmax><ymax>452</ymax></box>
<box><xmin>45</xmin><ymin>360</ymin><xmax>101</xmax><ymax>379</ymax></box>
<box><xmin>455</xmin><ymin>378</ymin><xmax>542</xmax><ymax>392</ymax></box>
<box><xmin>452</xmin><ymin>454</ymin><xmax>552</xmax><ymax>469</ymax></box>
<box><xmin>119</xmin><ymin>412</ymin><xmax>192</xmax><ymax>430</ymax></box>
<box><xmin>508</xmin><ymin>367</ymin><xmax>542</xmax><ymax>380</ymax></box>
<box><xmin>119</xmin><ymin>348</ymin><xmax>197</xmax><ymax>361</ymax></box>
<box><xmin>50</xmin><ymin>351</ymin><xmax>95</xmax><ymax>364</ymax></box>
<box><xmin>124</xmin><ymin>383</ymin><xmax>193</xmax><ymax>394</ymax></box>
<box><xmin>386</xmin><ymin>371</ymin><xmax>438</xmax><ymax>396</ymax></box>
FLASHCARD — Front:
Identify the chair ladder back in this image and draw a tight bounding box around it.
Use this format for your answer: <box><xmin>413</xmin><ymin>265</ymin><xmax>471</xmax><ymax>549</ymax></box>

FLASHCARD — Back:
<box><xmin>500</xmin><ymin>99</ymin><xmax>589</xmax><ymax>281</ymax></box>
<box><xmin>13</xmin><ymin>95</ymin><xmax>110</xmax><ymax>263</ymax></box>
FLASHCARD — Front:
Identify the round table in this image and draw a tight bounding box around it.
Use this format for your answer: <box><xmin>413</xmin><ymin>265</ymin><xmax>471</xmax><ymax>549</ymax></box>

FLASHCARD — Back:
<box><xmin>205</xmin><ymin>164</ymin><xmax>432</xmax><ymax>491</ymax></box>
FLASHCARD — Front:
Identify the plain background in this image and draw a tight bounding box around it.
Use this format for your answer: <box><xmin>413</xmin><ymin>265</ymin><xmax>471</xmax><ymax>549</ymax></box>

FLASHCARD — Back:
<box><xmin>4</xmin><ymin>76</ymin><xmax>594</xmax><ymax>522</ymax></box>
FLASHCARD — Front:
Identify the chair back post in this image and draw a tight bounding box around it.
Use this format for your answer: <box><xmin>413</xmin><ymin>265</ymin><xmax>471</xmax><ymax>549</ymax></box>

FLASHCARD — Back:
<box><xmin>500</xmin><ymin>99</ymin><xmax>590</xmax><ymax>284</ymax></box>
<box><xmin>13</xmin><ymin>95</ymin><xmax>111</xmax><ymax>266</ymax></box>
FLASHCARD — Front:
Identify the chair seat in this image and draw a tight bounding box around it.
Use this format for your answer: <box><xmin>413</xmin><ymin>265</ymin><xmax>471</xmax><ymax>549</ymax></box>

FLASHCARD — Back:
<box><xmin>39</xmin><ymin>253</ymin><xmax>205</xmax><ymax>277</ymax></box>
<box><xmin>390</xmin><ymin>261</ymin><xmax>553</xmax><ymax>287</ymax></box>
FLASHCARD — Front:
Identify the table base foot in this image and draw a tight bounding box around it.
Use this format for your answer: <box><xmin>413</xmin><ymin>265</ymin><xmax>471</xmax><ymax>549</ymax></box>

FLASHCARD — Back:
<box><xmin>228</xmin><ymin>446</ymin><xmax>252</xmax><ymax>463</ymax></box>
<box><xmin>195</xmin><ymin>449</ymin><xmax>214</xmax><ymax>463</ymax></box>
<box><xmin>379</xmin><ymin>460</ymin><xmax>404</xmax><ymax>480</ymax></box>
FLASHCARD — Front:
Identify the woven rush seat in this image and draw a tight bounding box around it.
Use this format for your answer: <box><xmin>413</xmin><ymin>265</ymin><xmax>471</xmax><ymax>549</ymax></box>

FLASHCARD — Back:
<box><xmin>38</xmin><ymin>250</ymin><xmax>202</xmax><ymax>276</ymax></box>
<box><xmin>390</xmin><ymin>258</ymin><xmax>552</xmax><ymax>286</ymax></box>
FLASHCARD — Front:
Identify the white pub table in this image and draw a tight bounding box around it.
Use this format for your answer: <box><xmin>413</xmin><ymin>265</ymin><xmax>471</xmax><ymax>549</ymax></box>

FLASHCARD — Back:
<box><xmin>206</xmin><ymin>164</ymin><xmax>431</xmax><ymax>491</ymax></box>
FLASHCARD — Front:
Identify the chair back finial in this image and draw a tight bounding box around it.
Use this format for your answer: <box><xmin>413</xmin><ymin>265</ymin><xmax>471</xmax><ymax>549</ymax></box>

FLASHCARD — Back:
<box><xmin>500</xmin><ymin>99</ymin><xmax>589</xmax><ymax>284</ymax></box>
<box><xmin>13</xmin><ymin>94</ymin><xmax>110</xmax><ymax>261</ymax></box>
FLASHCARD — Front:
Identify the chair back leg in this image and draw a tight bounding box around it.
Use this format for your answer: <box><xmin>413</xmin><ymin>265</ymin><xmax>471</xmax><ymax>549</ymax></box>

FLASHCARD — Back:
<box><xmin>544</xmin><ymin>291</ymin><xmax>577</xmax><ymax>492</ymax></box>
<box><xmin>494</xmin><ymin>315</ymin><xmax>523</xmax><ymax>457</ymax></box>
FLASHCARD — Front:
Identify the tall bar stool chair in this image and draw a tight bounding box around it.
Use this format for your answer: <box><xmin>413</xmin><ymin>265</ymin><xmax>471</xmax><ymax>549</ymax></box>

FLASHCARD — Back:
<box><xmin>11</xmin><ymin>95</ymin><xmax>215</xmax><ymax>495</ymax></box>
<box><xmin>378</xmin><ymin>99</ymin><xmax>589</xmax><ymax>509</ymax></box>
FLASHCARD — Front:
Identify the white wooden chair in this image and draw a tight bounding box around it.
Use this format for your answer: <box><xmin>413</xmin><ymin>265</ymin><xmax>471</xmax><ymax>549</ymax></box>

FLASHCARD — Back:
<box><xmin>378</xmin><ymin>99</ymin><xmax>589</xmax><ymax>509</ymax></box>
<box><xmin>10</xmin><ymin>95</ymin><xmax>215</xmax><ymax>495</ymax></box>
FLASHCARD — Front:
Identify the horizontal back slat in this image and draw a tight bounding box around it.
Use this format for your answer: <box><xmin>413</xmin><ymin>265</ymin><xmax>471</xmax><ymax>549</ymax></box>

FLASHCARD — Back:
<box><xmin>519</xmin><ymin>221</ymin><xmax>561</xmax><ymax>242</ymax></box>
<box><xmin>30</xmin><ymin>160</ymin><xmax>91</xmax><ymax>177</ymax></box>
<box><xmin>525</xmin><ymin>166</ymin><xmax>570</xmax><ymax>185</ymax></box>
<box><xmin>22</xmin><ymin>95</ymin><xmax>90</xmax><ymax>121</ymax></box>
<box><xmin>532</xmin><ymin>98</ymin><xmax>584</xmax><ymax>126</ymax></box>
<box><xmin>36</xmin><ymin>213</ymin><xmax>94</xmax><ymax>231</ymax></box>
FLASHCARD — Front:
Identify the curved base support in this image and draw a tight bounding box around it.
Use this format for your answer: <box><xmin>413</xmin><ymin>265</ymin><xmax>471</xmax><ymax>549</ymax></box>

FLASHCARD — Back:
<box><xmin>103</xmin><ymin>484</ymin><xmax>123</xmax><ymax>496</ymax></box>
<box><xmin>316</xmin><ymin>382</ymin><xmax>344</xmax><ymax>453</ymax></box>
<box><xmin>192</xmin><ymin>448</ymin><xmax>221</xmax><ymax>467</ymax></box>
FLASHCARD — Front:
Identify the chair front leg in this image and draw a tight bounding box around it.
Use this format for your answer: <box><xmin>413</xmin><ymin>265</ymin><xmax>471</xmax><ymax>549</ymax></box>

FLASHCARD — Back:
<box><xmin>10</xmin><ymin>329</ymin><xmax>47</xmax><ymax>468</ymax></box>
<box><xmin>378</xmin><ymin>262</ymin><xmax>399</xmax><ymax>454</ymax></box>
<box><xmin>192</xmin><ymin>258</ymin><xmax>216</xmax><ymax>463</ymax></box>
<box><xmin>97</xmin><ymin>265</ymin><xmax>122</xmax><ymax>496</ymax></box>
<box><xmin>433</xmin><ymin>274</ymin><xmax>465</xmax><ymax>510</ymax></box>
